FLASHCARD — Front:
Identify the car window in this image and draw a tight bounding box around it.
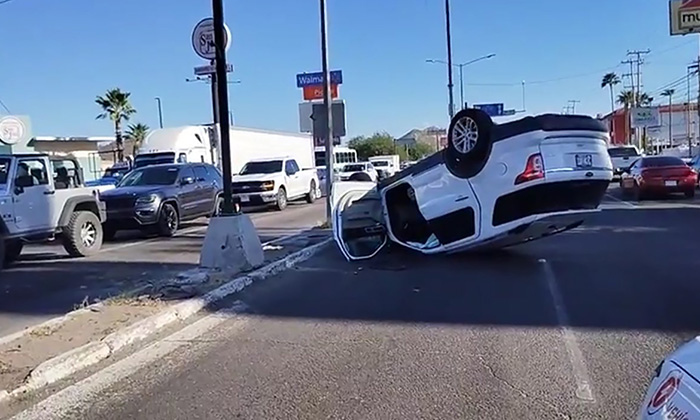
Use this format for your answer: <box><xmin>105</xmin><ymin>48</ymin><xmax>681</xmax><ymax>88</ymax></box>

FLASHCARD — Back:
<box><xmin>193</xmin><ymin>166</ymin><xmax>209</xmax><ymax>182</ymax></box>
<box><xmin>240</xmin><ymin>160</ymin><xmax>283</xmax><ymax>175</ymax></box>
<box><xmin>288</xmin><ymin>159</ymin><xmax>300</xmax><ymax>172</ymax></box>
<box><xmin>641</xmin><ymin>157</ymin><xmax>686</xmax><ymax>167</ymax></box>
<box><xmin>343</xmin><ymin>164</ymin><xmax>366</xmax><ymax>172</ymax></box>
<box><xmin>118</xmin><ymin>165</ymin><xmax>179</xmax><ymax>186</ymax></box>
<box><xmin>285</xmin><ymin>160</ymin><xmax>298</xmax><ymax>175</ymax></box>
<box><xmin>608</xmin><ymin>147</ymin><xmax>640</xmax><ymax>158</ymax></box>
<box><xmin>179</xmin><ymin>167</ymin><xmax>196</xmax><ymax>182</ymax></box>
<box><xmin>15</xmin><ymin>158</ymin><xmax>49</xmax><ymax>188</ymax></box>
<box><xmin>0</xmin><ymin>157</ymin><xmax>10</xmax><ymax>186</ymax></box>
<box><xmin>50</xmin><ymin>158</ymin><xmax>79</xmax><ymax>189</ymax></box>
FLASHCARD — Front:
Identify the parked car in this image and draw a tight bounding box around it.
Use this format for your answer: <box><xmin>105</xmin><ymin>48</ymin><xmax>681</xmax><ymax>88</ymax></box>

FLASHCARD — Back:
<box><xmin>619</xmin><ymin>156</ymin><xmax>697</xmax><ymax>200</ymax></box>
<box><xmin>99</xmin><ymin>163</ymin><xmax>223</xmax><ymax>239</ymax></box>
<box><xmin>688</xmin><ymin>154</ymin><xmax>700</xmax><ymax>187</ymax></box>
<box><xmin>338</xmin><ymin>162</ymin><xmax>379</xmax><ymax>182</ymax></box>
<box><xmin>230</xmin><ymin>157</ymin><xmax>319</xmax><ymax>211</ymax></box>
<box><xmin>637</xmin><ymin>337</ymin><xmax>700</xmax><ymax>419</ymax></box>
<box><xmin>331</xmin><ymin>109</ymin><xmax>613</xmax><ymax>261</ymax></box>
<box><xmin>1</xmin><ymin>154</ymin><xmax>106</xmax><ymax>267</ymax></box>
<box><xmin>608</xmin><ymin>145</ymin><xmax>642</xmax><ymax>177</ymax></box>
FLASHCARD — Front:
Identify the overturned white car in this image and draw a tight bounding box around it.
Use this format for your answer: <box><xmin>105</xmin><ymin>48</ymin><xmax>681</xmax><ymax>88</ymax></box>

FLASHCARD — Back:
<box><xmin>331</xmin><ymin>109</ymin><xmax>614</xmax><ymax>260</ymax></box>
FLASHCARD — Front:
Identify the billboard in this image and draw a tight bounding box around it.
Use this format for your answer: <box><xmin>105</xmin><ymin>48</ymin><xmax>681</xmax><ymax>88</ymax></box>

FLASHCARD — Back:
<box><xmin>670</xmin><ymin>0</ymin><xmax>700</xmax><ymax>35</ymax></box>
<box><xmin>631</xmin><ymin>107</ymin><xmax>661</xmax><ymax>128</ymax></box>
<box><xmin>303</xmin><ymin>84</ymin><xmax>338</xmax><ymax>101</ymax></box>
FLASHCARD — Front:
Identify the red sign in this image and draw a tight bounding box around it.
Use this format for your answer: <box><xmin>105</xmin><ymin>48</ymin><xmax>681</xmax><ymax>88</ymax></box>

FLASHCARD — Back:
<box><xmin>647</xmin><ymin>370</ymin><xmax>683</xmax><ymax>415</ymax></box>
<box><xmin>303</xmin><ymin>84</ymin><xmax>338</xmax><ymax>101</ymax></box>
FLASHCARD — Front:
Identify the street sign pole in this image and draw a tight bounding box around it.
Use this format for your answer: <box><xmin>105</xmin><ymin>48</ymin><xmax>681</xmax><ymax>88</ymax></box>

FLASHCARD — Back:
<box><xmin>320</xmin><ymin>0</ymin><xmax>334</xmax><ymax>226</ymax></box>
<box><xmin>211</xmin><ymin>0</ymin><xmax>234</xmax><ymax>215</ymax></box>
<box><xmin>444</xmin><ymin>0</ymin><xmax>455</xmax><ymax>119</ymax></box>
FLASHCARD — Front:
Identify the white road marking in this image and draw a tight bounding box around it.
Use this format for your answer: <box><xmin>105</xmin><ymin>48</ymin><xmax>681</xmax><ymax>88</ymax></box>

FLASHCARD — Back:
<box><xmin>604</xmin><ymin>193</ymin><xmax>636</xmax><ymax>208</ymax></box>
<box><xmin>539</xmin><ymin>258</ymin><xmax>596</xmax><ymax>403</ymax></box>
<box><xmin>10</xmin><ymin>301</ymin><xmax>251</xmax><ymax>420</ymax></box>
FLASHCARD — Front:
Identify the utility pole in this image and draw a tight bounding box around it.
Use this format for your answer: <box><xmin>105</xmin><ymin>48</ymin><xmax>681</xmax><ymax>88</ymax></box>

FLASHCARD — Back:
<box><xmin>689</xmin><ymin>61</ymin><xmax>699</xmax><ymax>158</ymax></box>
<box><xmin>567</xmin><ymin>100</ymin><xmax>581</xmax><ymax>114</ymax></box>
<box><xmin>319</xmin><ymin>0</ymin><xmax>334</xmax><ymax>225</ymax></box>
<box><xmin>627</xmin><ymin>49</ymin><xmax>651</xmax><ymax>106</ymax></box>
<box><xmin>444</xmin><ymin>0</ymin><xmax>455</xmax><ymax>119</ymax></box>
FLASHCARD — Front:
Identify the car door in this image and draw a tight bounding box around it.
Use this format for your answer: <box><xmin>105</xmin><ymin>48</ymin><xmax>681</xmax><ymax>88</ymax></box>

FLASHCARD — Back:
<box><xmin>176</xmin><ymin>166</ymin><xmax>199</xmax><ymax>219</ymax></box>
<box><xmin>285</xmin><ymin>159</ymin><xmax>303</xmax><ymax>198</ymax></box>
<box><xmin>193</xmin><ymin>165</ymin><xmax>217</xmax><ymax>215</ymax></box>
<box><xmin>12</xmin><ymin>157</ymin><xmax>53</xmax><ymax>233</ymax></box>
<box><xmin>331</xmin><ymin>181</ymin><xmax>387</xmax><ymax>261</ymax></box>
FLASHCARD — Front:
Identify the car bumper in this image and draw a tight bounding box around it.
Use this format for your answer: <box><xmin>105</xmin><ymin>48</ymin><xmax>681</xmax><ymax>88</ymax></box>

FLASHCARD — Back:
<box><xmin>104</xmin><ymin>205</ymin><xmax>160</xmax><ymax>228</ymax></box>
<box><xmin>234</xmin><ymin>192</ymin><xmax>278</xmax><ymax>206</ymax></box>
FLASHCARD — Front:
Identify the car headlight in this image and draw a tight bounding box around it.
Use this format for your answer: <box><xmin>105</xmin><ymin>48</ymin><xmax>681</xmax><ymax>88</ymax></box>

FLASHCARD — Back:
<box><xmin>135</xmin><ymin>194</ymin><xmax>158</xmax><ymax>205</ymax></box>
<box><xmin>262</xmin><ymin>181</ymin><xmax>274</xmax><ymax>191</ymax></box>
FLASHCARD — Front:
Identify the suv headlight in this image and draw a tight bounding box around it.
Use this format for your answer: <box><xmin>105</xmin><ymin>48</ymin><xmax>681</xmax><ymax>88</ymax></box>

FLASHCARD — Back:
<box><xmin>135</xmin><ymin>194</ymin><xmax>158</xmax><ymax>206</ymax></box>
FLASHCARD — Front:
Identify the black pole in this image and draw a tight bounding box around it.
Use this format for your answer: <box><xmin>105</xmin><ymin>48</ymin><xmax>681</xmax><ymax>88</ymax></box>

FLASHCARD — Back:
<box><xmin>212</xmin><ymin>0</ymin><xmax>234</xmax><ymax>215</ymax></box>
<box><xmin>445</xmin><ymin>0</ymin><xmax>455</xmax><ymax>119</ymax></box>
<box><xmin>320</xmin><ymin>0</ymin><xmax>334</xmax><ymax>224</ymax></box>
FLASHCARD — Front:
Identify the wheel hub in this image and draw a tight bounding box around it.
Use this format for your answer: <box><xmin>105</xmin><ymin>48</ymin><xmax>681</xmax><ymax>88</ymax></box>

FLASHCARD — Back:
<box><xmin>80</xmin><ymin>222</ymin><xmax>96</xmax><ymax>248</ymax></box>
<box><xmin>452</xmin><ymin>116</ymin><xmax>479</xmax><ymax>154</ymax></box>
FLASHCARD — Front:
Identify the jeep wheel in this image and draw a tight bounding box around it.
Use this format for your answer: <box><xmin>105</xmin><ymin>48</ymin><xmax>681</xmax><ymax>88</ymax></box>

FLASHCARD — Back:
<box><xmin>157</xmin><ymin>203</ymin><xmax>179</xmax><ymax>237</ymax></box>
<box><xmin>62</xmin><ymin>211</ymin><xmax>103</xmax><ymax>257</ymax></box>
<box><xmin>5</xmin><ymin>240</ymin><xmax>23</xmax><ymax>264</ymax></box>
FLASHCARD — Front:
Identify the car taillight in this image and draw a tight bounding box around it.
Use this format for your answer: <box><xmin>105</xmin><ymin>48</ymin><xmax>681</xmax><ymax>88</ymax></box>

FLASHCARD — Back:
<box><xmin>515</xmin><ymin>153</ymin><xmax>545</xmax><ymax>185</ymax></box>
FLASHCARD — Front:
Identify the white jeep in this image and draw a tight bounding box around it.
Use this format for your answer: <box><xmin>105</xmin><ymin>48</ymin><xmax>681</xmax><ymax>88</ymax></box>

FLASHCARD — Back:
<box><xmin>0</xmin><ymin>153</ymin><xmax>107</xmax><ymax>267</ymax></box>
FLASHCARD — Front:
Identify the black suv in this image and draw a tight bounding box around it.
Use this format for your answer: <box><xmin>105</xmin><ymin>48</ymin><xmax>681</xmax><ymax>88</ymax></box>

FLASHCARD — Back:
<box><xmin>99</xmin><ymin>163</ymin><xmax>223</xmax><ymax>239</ymax></box>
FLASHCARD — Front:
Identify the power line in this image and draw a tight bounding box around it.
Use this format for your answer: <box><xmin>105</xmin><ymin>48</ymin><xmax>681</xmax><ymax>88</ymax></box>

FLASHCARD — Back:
<box><xmin>0</xmin><ymin>0</ymin><xmax>17</xmax><ymax>5</ymax></box>
<box><xmin>0</xmin><ymin>98</ymin><xmax>11</xmax><ymax>114</ymax></box>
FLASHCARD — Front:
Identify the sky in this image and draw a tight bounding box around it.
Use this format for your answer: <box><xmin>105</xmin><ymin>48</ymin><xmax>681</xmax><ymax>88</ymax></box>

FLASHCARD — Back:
<box><xmin>0</xmin><ymin>0</ymin><xmax>699</xmax><ymax>140</ymax></box>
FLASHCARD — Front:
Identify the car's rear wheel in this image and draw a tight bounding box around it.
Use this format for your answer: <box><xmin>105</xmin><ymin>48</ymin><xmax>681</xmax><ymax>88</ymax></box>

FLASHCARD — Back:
<box><xmin>445</xmin><ymin>108</ymin><xmax>493</xmax><ymax>179</ymax></box>
<box><xmin>632</xmin><ymin>183</ymin><xmax>644</xmax><ymax>201</ymax></box>
<box><xmin>62</xmin><ymin>211</ymin><xmax>103</xmax><ymax>257</ymax></box>
<box><xmin>157</xmin><ymin>203</ymin><xmax>179</xmax><ymax>237</ymax></box>
<box><xmin>275</xmin><ymin>187</ymin><xmax>288</xmax><ymax>211</ymax></box>
<box><xmin>4</xmin><ymin>240</ymin><xmax>23</xmax><ymax>265</ymax></box>
<box><xmin>685</xmin><ymin>189</ymin><xmax>695</xmax><ymax>198</ymax></box>
<box><xmin>306</xmin><ymin>180</ymin><xmax>317</xmax><ymax>204</ymax></box>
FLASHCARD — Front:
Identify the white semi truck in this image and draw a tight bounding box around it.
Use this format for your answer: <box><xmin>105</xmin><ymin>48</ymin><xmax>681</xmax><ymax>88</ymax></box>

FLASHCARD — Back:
<box><xmin>134</xmin><ymin>125</ymin><xmax>315</xmax><ymax>176</ymax></box>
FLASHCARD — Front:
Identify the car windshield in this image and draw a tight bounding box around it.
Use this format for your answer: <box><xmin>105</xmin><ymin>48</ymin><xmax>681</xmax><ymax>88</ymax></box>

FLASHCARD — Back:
<box><xmin>608</xmin><ymin>147</ymin><xmax>640</xmax><ymax>158</ymax></box>
<box><xmin>642</xmin><ymin>157</ymin><xmax>686</xmax><ymax>167</ymax></box>
<box><xmin>0</xmin><ymin>158</ymin><xmax>9</xmax><ymax>185</ymax></box>
<box><xmin>371</xmin><ymin>161</ymin><xmax>389</xmax><ymax>167</ymax></box>
<box><xmin>104</xmin><ymin>168</ymin><xmax>129</xmax><ymax>178</ymax></box>
<box><xmin>117</xmin><ymin>166</ymin><xmax>179</xmax><ymax>186</ymax></box>
<box><xmin>239</xmin><ymin>160</ymin><xmax>283</xmax><ymax>175</ymax></box>
<box><xmin>343</xmin><ymin>164</ymin><xmax>366</xmax><ymax>172</ymax></box>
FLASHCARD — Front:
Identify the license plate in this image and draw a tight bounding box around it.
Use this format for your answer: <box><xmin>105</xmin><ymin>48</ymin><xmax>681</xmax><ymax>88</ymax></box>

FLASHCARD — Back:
<box><xmin>240</xmin><ymin>196</ymin><xmax>250</xmax><ymax>202</ymax></box>
<box><xmin>664</xmin><ymin>180</ymin><xmax>677</xmax><ymax>187</ymax></box>
<box><xmin>575</xmin><ymin>154</ymin><xmax>593</xmax><ymax>168</ymax></box>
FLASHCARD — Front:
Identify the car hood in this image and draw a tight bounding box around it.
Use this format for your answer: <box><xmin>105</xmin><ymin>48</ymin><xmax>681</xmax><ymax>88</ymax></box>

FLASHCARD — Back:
<box><xmin>100</xmin><ymin>185</ymin><xmax>165</xmax><ymax>198</ymax></box>
<box><xmin>232</xmin><ymin>173</ymin><xmax>278</xmax><ymax>183</ymax></box>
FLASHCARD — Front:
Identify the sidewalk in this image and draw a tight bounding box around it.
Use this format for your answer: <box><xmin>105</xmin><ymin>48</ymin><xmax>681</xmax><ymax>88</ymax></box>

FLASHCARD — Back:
<box><xmin>0</xmin><ymin>228</ymin><xmax>331</xmax><ymax>403</ymax></box>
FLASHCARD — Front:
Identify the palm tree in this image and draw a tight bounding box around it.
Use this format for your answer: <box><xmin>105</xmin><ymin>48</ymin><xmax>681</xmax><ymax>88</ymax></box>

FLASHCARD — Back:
<box><xmin>601</xmin><ymin>72</ymin><xmax>621</xmax><ymax>113</ymax></box>
<box><xmin>661</xmin><ymin>89</ymin><xmax>675</xmax><ymax>146</ymax></box>
<box><xmin>125</xmin><ymin>123</ymin><xmax>150</xmax><ymax>156</ymax></box>
<box><xmin>638</xmin><ymin>92</ymin><xmax>653</xmax><ymax>106</ymax></box>
<box><xmin>96</xmin><ymin>88</ymin><xmax>137</xmax><ymax>162</ymax></box>
<box><xmin>617</xmin><ymin>90</ymin><xmax>635</xmax><ymax>144</ymax></box>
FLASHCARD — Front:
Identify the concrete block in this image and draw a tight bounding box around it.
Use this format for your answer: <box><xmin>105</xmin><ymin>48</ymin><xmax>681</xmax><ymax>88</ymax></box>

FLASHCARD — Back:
<box><xmin>199</xmin><ymin>214</ymin><xmax>264</xmax><ymax>272</ymax></box>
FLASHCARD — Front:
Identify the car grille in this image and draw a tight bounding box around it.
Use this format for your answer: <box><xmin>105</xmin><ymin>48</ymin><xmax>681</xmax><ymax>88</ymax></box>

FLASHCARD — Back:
<box><xmin>232</xmin><ymin>182</ymin><xmax>266</xmax><ymax>194</ymax></box>
<box><xmin>104</xmin><ymin>197</ymin><xmax>136</xmax><ymax>210</ymax></box>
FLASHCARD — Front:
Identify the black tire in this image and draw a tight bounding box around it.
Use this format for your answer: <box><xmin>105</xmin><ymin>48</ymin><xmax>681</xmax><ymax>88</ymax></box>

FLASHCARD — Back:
<box><xmin>5</xmin><ymin>240</ymin><xmax>23</xmax><ymax>264</ymax></box>
<box><xmin>445</xmin><ymin>108</ymin><xmax>493</xmax><ymax>179</ymax></box>
<box><xmin>0</xmin><ymin>239</ymin><xmax>5</xmax><ymax>269</ymax></box>
<box><xmin>62</xmin><ymin>211</ymin><xmax>103</xmax><ymax>257</ymax></box>
<box><xmin>103</xmin><ymin>225</ymin><xmax>118</xmax><ymax>241</ymax></box>
<box><xmin>349</xmin><ymin>172</ymin><xmax>372</xmax><ymax>182</ymax></box>
<box><xmin>685</xmin><ymin>189</ymin><xmax>695</xmax><ymax>198</ymax></box>
<box><xmin>632</xmin><ymin>183</ymin><xmax>643</xmax><ymax>201</ymax></box>
<box><xmin>157</xmin><ymin>203</ymin><xmax>179</xmax><ymax>237</ymax></box>
<box><xmin>306</xmin><ymin>180</ymin><xmax>317</xmax><ymax>204</ymax></box>
<box><xmin>275</xmin><ymin>187</ymin><xmax>288</xmax><ymax>211</ymax></box>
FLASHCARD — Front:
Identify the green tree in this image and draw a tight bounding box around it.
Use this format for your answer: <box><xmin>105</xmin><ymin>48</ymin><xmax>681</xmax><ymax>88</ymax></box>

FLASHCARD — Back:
<box><xmin>125</xmin><ymin>123</ymin><xmax>150</xmax><ymax>155</ymax></box>
<box><xmin>406</xmin><ymin>142</ymin><xmax>435</xmax><ymax>161</ymax></box>
<box><xmin>96</xmin><ymin>88</ymin><xmax>137</xmax><ymax>162</ymax></box>
<box><xmin>348</xmin><ymin>132</ymin><xmax>399</xmax><ymax>160</ymax></box>
<box><xmin>601</xmin><ymin>72</ymin><xmax>621</xmax><ymax>114</ymax></box>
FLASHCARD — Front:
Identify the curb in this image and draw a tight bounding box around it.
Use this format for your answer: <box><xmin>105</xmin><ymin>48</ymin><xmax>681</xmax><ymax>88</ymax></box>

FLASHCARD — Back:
<box><xmin>0</xmin><ymin>237</ymin><xmax>332</xmax><ymax>403</ymax></box>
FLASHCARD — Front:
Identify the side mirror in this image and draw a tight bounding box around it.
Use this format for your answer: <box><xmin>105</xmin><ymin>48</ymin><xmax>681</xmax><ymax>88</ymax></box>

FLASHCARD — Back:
<box><xmin>13</xmin><ymin>185</ymin><xmax>23</xmax><ymax>195</ymax></box>
<box><xmin>180</xmin><ymin>176</ymin><xmax>195</xmax><ymax>186</ymax></box>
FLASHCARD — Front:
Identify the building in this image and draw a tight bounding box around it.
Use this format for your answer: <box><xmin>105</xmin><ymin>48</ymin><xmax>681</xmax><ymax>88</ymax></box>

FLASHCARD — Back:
<box><xmin>600</xmin><ymin>103</ymin><xmax>700</xmax><ymax>148</ymax></box>
<box><xmin>395</xmin><ymin>126</ymin><xmax>447</xmax><ymax>150</ymax></box>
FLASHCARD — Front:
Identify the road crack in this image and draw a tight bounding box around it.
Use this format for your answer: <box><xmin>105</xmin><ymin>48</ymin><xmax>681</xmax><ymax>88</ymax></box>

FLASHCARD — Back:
<box><xmin>475</xmin><ymin>354</ymin><xmax>572</xmax><ymax>420</ymax></box>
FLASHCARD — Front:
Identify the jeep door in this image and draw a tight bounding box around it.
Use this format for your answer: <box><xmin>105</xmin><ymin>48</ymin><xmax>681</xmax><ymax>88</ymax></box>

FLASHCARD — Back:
<box><xmin>12</xmin><ymin>157</ymin><xmax>54</xmax><ymax>233</ymax></box>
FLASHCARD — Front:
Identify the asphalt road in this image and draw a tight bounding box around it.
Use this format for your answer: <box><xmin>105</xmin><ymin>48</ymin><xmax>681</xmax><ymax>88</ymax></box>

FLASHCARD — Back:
<box><xmin>0</xmin><ymin>201</ymin><xmax>326</xmax><ymax>338</ymax></box>
<box><xmin>46</xmin><ymin>192</ymin><xmax>700</xmax><ymax>419</ymax></box>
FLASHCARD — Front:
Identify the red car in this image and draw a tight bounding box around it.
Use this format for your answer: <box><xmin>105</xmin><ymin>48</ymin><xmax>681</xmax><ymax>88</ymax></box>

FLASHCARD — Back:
<box><xmin>620</xmin><ymin>156</ymin><xmax>697</xmax><ymax>200</ymax></box>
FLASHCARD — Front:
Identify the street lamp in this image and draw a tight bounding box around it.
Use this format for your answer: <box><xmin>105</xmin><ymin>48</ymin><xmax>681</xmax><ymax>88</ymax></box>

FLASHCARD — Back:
<box><xmin>154</xmin><ymin>97</ymin><xmax>164</xmax><ymax>128</ymax></box>
<box><xmin>426</xmin><ymin>53</ymin><xmax>496</xmax><ymax>111</ymax></box>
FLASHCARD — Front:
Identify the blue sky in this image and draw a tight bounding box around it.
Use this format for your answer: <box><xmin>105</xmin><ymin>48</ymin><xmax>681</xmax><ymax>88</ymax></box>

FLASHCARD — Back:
<box><xmin>0</xmin><ymin>0</ymin><xmax>698</xmax><ymax>139</ymax></box>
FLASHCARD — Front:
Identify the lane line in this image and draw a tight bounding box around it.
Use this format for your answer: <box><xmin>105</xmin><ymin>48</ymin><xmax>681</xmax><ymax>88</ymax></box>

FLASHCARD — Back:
<box><xmin>10</xmin><ymin>302</ymin><xmax>251</xmax><ymax>420</ymax></box>
<box><xmin>539</xmin><ymin>258</ymin><xmax>596</xmax><ymax>403</ymax></box>
<box><xmin>603</xmin><ymin>193</ymin><xmax>636</xmax><ymax>208</ymax></box>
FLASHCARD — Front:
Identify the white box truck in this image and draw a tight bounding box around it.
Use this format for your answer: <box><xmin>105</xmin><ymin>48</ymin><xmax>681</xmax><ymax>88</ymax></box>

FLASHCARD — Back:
<box><xmin>369</xmin><ymin>155</ymin><xmax>400</xmax><ymax>179</ymax></box>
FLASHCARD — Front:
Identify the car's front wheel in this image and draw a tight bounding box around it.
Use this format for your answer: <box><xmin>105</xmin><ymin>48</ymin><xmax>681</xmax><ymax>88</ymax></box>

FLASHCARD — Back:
<box><xmin>4</xmin><ymin>239</ymin><xmax>23</xmax><ymax>265</ymax></box>
<box><xmin>157</xmin><ymin>203</ymin><xmax>179</xmax><ymax>237</ymax></box>
<box><xmin>445</xmin><ymin>108</ymin><xmax>493</xmax><ymax>178</ymax></box>
<box><xmin>62</xmin><ymin>211</ymin><xmax>103</xmax><ymax>257</ymax></box>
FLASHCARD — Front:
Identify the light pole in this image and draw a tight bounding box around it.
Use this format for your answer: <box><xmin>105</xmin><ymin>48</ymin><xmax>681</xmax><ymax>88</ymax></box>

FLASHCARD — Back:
<box><xmin>444</xmin><ymin>0</ymin><xmax>455</xmax><ymax>118</ymax></box>
<box><xmin>154</xmin><ymin>97</ymin><xmax>164</xmax><ymax>128</ymax></box>
<box><xmin>319</xmin><ymin>0</ymin><xmax>334</xmax><ymax>225</ymax></box>
<box><xmin>426</xmin><ymin>53</ymin><xmax>496</xmax><ymax>110</ymax></box>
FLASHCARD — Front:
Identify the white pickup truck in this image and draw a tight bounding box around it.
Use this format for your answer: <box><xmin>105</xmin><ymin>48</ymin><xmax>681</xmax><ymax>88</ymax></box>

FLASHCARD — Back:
<box><xmin>230</xmin><ymin>157</ymin><xmax>319</xmax><ymax>211</ymax></box>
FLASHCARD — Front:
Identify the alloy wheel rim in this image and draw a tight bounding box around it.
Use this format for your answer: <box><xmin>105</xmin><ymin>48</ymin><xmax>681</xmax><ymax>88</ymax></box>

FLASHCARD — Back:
<box><xmin>452</xmin><ymin>116</ymin><xmax>479</xmax><ymax>154</ymax></box>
